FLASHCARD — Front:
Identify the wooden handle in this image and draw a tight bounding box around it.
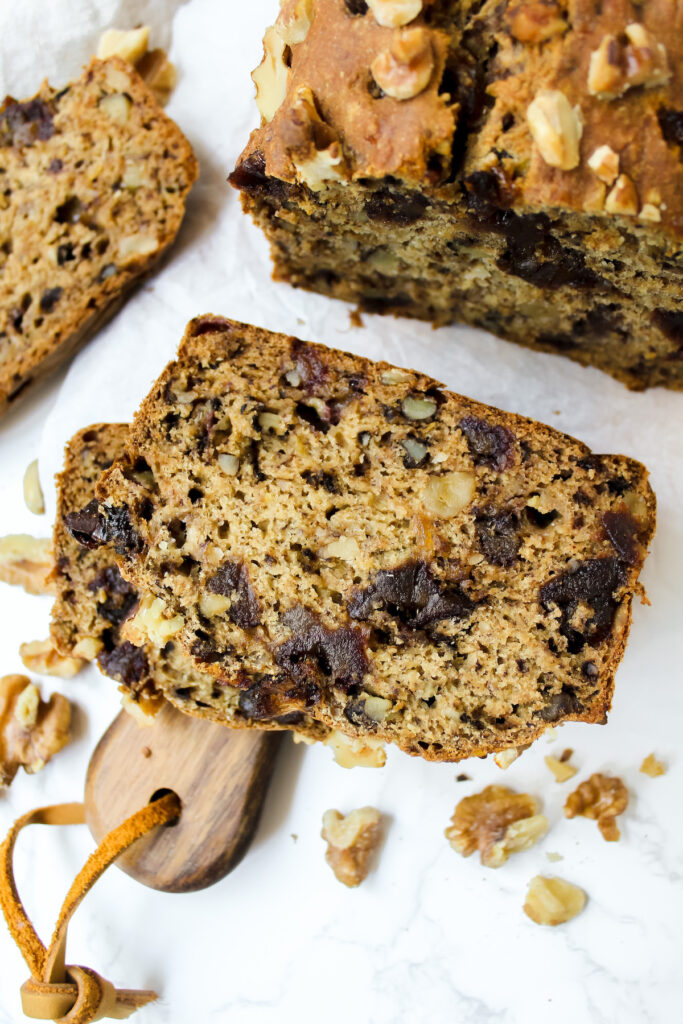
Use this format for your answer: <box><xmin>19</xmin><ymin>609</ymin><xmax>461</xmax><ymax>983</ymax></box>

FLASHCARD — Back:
<box><xmin>84</xmin><ymin>703</ymin><xmax>281</xmax><ymax>893</ymax></box>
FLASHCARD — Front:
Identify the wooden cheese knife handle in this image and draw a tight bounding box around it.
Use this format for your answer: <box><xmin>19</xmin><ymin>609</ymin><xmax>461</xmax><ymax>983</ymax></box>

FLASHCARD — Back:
<box><xmin>85</xmin><ymin>703</ymin><xmax>281</xmax><ymax>893</ymax></box>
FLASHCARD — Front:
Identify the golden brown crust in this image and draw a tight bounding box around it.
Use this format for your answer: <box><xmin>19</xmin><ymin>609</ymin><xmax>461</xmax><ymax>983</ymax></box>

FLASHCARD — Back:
<box><xmin>0</xmin><ymin>57</ymin><xmax>198</xmax><ymax>414</ymax></box>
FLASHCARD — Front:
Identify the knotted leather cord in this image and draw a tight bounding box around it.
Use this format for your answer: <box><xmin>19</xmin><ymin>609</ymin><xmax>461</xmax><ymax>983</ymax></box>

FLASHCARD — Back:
<box><xmin>0</xmin><ymin>792</ymin><xmax>180</xmax><ymax>1023</ymax></box>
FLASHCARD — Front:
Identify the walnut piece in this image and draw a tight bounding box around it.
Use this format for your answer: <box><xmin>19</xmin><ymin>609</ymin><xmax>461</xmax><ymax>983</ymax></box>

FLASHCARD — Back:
<box><xmin>564</xmin><ymin>772</ymin><xmax>628</xmax><ymax>841</ymax></box>
<box><xmin>524</xmin><ymin>876</ymin><xmax>587</xmax><ymax>926</ymax></box>
<box><xmin>545</xmin><ymin>753</ymin><xmax>577</xmax><ymax>782</ymax></box>
<box><xmin>286</xmin><ymin>86</ymin><xmax>349</xmax><ymax>191</ymax></box>
<box><xmin>371</xmin><ymin>27</ymin><xmax>435</xmax><ymax>101</ymax></box>
<box><xmin>587</xmin><ymin>144</ymin><xmax>619</xmax><ymax>185</ymax></box>
<box><xmin>0</xmin><ymin>535</ymin><xmax>55</xmax><ymax>595</ymax></box>
<box><xmin>445</xmin><ymin>785</ymin><xmax>549</xmax><ymax>868</ymax></box>
<box><xmin>325</xmin><ymin>729</ymin><xmax>387</xmax><ymax>768</ymax></box>
<box><xmin>494</xmin><ymin>746</ymin><xmax>523</xmax><ymax>769</ymax></box>
<box><xmin>506</xmin><ymin>2</ymin><xmax>567</xmax><ymax>43</ymax></box>
<box><xmin>640</xmin><ymin>753</ymin><xmax>666</xmax><ymax>777</ymax></box>
<box><xmin>526</xmin><ymin>88</ymin><xmax>583</xmax><ymax>170</ymax></box>
<box><xmin>0</xmin><ymin>675</ymin><xmax>70</xmax><ymax>788</ymax></box>
<box><xmin>588</xmin><ymin>25</ymin><xmax>670</xmax><ymax>100</ymax></box>
<box><xmin>277</xmin><ymin>0</ymin><xmax>314</xmax><ymax>45</ymax></box>
<box><xmin>253</xmin><ymin>24</ymin><xmax>291</xmax><ymax>122</ymax></box>
<box><xmin>638</xmin><ymin>203</ymin><xmax>662</xmax><ymax>224</ymax></box>
<box><xmin>322</xmin><ymin>807</ymin><xmax>382</xmax><ymax>887</ymax></box>
<box><xmin>367</xmin><ymin>0</ymin><xmax>423</xmax><ymax>28</ymax></box>
<box><xmin>97</xmin><ymin>26</ymin><xmax>176</xmax><ymax>105</ymax></box>
<box><xmin>23</xmin><ymin>460</ymin><xmax>45</xmax><ymax>515</ymax></box>
<box><xmin>605</xmin><ymin>173</ymin><xmax>638</xmax><ymax>216</ymax></box>
<box><xmin>97</xmin><ymin>26</ymin><xmax>150</xmax><ymax>64</ymax></box>
<box><xmin>122</xmin><ymin>593</ymin><xmax>183</xmax><ymax>648</ymax></box>
<box><xmin>423</xmin><ymin>471</ymin><xmax>476</xmax><ymax>518</ymax></box>
<box><xmin>19</xmin><ymin>638</ymin><xmax>86</xmax><ymax>679</ymax></box>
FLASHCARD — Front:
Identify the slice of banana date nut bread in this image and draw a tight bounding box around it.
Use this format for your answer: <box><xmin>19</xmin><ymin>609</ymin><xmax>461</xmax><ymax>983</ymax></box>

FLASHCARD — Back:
<box><xmin>231</xmin><ymin>0</ymin><xmax>683</xmax><ymax>390</ymax></box>
<box><xmin>52</xmin><ymin>422</ymin><xmax>328</xmax><ymax>742</ymax></box>
<box><xmin>79</xmin><ymin>315</ymin><xmax>654</xmax><ymax>762</ymax></box>
<box><xmin>0</xmin><ymin>56</ymin><xmax>197</xmax><ymax>414</ymax></box>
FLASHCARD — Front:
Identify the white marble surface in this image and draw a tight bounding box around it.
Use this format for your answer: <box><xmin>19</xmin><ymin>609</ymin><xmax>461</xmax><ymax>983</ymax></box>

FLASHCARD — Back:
<box><xmin>0</xmin><ymin>2</ymin><xmax>682</xmax><ymax>1022</ymax></box>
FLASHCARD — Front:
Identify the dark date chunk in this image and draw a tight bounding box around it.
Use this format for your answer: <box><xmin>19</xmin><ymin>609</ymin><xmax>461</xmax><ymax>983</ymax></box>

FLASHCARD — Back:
<box><xmin>653</xmin><ymin>309</ymin><xmax>683</xmax><ymax>344</ymax></box>
<box><xmin>459</xmin><ymin>416</ymin><xmax>515</xmax><ymax>471</ymax></box>
<box><xmin>238</xmin><ymin>673</ymin><xmax>319</xmax><ymax>721</ymax></box>
<box><xmin>537</xmin><ymin>687</ymin><xmax>583</xmax><ymax>722</ymax></box>
<box><xmin>98</xmin><ymin>641</ymin><xmax>149</xmax><ymax>686</ymax></box>
<box><xmin>602</xmin><ymin>510</ymin><xmax>643</xmax><ymax>566</ymax></box>
<box><xmin>228</xmin><ymin>151</ymin><xmax>292</xmax><ymax>200</ymax></box>
<box><xmin>276</xmin><ymin>605</ymin><xmax>369</xmax><ymax>694</ymax></box>
<box><xmin>65</xmin><ymin>500</ymin><xmax>144</xmax><ymax>556</ymax></box>
<box><xmin>539</xmin><ymin>557</ymin><xmax>627</xmax><ymax>653</ymax></box>
<box><xmin>190</xmin><ymin>315</ymin><xmax>232</xmax><ymax>337</ymax></box>
<box><xmin>205</xmin><ymin>560</ymin><xmax>261</xmax><ymax>628</ymax></box>
<box><xmin>88</xmin><ymin>565</ymin><xmax>138</xmax><ymax>626</ymax></box>
<box><xmin>476</xmin><ymin>511</ymin><xmax>521</xmax><ymax>567</ymax></box>
<box><xmin>349</xmin><ymin>560</ymin><xmax>475</xmax><ymax>629</ymax></box>
<box><xmin>0</xmin><ymin>98</ymin><xmax>54</xmax><ymax>147</ymax></box>
<box><xmin>657</xmin><ymin>107</ymin><xmax>683</xmax><ymax>152</ymax></box>
<box><xmin>344</xmin><ymin>0</ymin><xmax>368</xmax><ymax>14</ymax></box>
<box><xmin>40</xmin><ymin>287</ymin><xmax>63</xmax><ymax>313</ymax></box>
<box><xmin>302</xmin><ymin>469</ymin><xmax>339</xmax><ymax>493</ymax></box>
<box><xmin>365</xmin><ymin>188</ymin><xmax>429</xmax><ymax>226</ymax></box>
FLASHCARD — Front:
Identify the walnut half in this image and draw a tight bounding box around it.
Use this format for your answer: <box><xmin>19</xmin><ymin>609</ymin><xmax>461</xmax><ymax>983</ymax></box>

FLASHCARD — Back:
<box><xmin>322</xmin><ymin>807</ymin><xmax>382</xmax><ymax>887</ymax></box>
<box><xmin>524</xmin><ymin>875</ymin><xmax>587</xmax><ymax>926</ymax></box>
<box><xmin>0</xmin><ymin>675</ymin><xmax>70</xmax><ymax>787</ymax></box>
<box><xmin>445</xmin><ymin>785</ymin><xmax>549</xmax><ymax>868</ymax></box>
<box><xmin>564</xmin><ymin>772</ymin><xmax>628</xmax><ymax>841</ymax></box>
<box><xmin>0</xmin><ymin>535</ymin><xmax>55</xmax><ymax>595</ymax></box>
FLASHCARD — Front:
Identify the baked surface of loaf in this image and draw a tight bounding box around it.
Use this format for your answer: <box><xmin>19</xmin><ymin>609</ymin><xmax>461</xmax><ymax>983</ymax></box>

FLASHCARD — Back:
<box><xmin>0</xmin><ymin>57</ymin><xmax>197</xmax><ymax>414</ymax></box>
<box><xmin>78</xmin><ymin>316</ymin><xmax>655</xmax><ymax>762</ymax></box>
<box><xmin>231</xmin><ymin>0</ymin><xmax>683</xmax><ymax>390</ymax></box>
<box><xmin>52</xmin><ymin>422</ymin><xmax>328</xmax><ymax>742</ymax></box>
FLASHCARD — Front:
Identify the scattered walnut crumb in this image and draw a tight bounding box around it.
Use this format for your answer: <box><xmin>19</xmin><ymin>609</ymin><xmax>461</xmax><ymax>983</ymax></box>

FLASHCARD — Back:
<box><xmin>494</xmin><ymin>746</ymin><xmax>525</xmax><ymax>769</ymax></box>
<box><xmin>546</xmin><ymin>851</ymin><xmax>563</xmax><ymax>863</ymax></box>
<box><xmin>349</xmin><ymin>308</ymin><xmax>364</xmax><ymax>329</ymax></box>
<box><xmin>445</xmin><ymin>785</ymin><xmax>549</xmax><ymax>868</ymax></box>
<box><xmin>0</xmin><ymin>535</ymin><xmax>55</xmax><ymax>595</ymax></box>
<box><xmin>322</xmin><ymin>807</ymin><xmax>382</xmax><ymax>887</ymax></box>
<box><xmin>325</xmin><ymin>729</ymin><xmax>386</xmax><ymax>769</ymax></box>
<box><xmin>20</xmin><ymin>638</ymin><xmax>86</xmax><ymax>679</ymax></box>
<box><xmin>605</xmin><ymin>173</ymin><xmax>639</xmax><ymax>216</ymax></box>
<box><xmin>141</xmin><ymin>745</ymin><xmax>152</xmax><ymax>759</ymax></box>
<box><xmin>564</xmin><ymin>772</ymin><xmax>628</xmax><ymax>841</ymax></box>
<box><xmin>524</xmin><ymin>875</ymin><xmax>586</xmax><ymax>926</ymax></box>
<box><xmin>545</xmin><ymin>754</ymin><xmax>578</xmax><ymax>783</ymax></box>
<box><xmin>640</xmin><ymin>754</ymin><xmax>666</xmax><ymax>778</ymax></box>
<box><xmin>23</xmin><ymin>460</ymin><xmax>45</xmax><ymax>515</ymax></box>
<box><xmin>456</xmin><ymin>773</ymin><xmax>471</xmax><ymax>782</ymax></box>
<box><xmin>0</xmin><ymin>675</ymin><xmax>70</xmax><ymax>787</ymax></box>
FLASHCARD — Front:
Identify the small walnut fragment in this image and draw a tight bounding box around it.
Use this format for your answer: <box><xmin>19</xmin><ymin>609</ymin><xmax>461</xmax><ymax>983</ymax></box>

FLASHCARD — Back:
<box><xmin>588</xmin><ymin>25</ymin><xmax>671</xmax><ymax>100</ymax></box>
<box><xmin>371</xmin><ymin>27</ymin><xmax>435</xmax><ymax>101</ymax></box>
<box><xmin>97</xmin><ymin>26</ymin><xmax>176</xmax><ymax>105</ymax></box>
<box><xmin>587</xmin><ymin>144</ymin><xmax>619</xmax><ymax>185</ymax></box>
<box><xmin>524</xmin><ymin>875</ymin><xmax>587</xmax><ymax>926</ymax></box>
<box><xmin>23</xmin><ymin>460</ymin><xmax>45</xmax><ymax>515</ymax></box>
<box><xmin>545</xmin><ymin>752</ymin><xmax>577</xmax><ymax>782</ymax></box>
<box><xmin>640</xmin><ymin>753</ymin><xmax>666</xmax><ymax>778</ymax></box>
<box><xmin>494</xmin><ymin>746</ymin><xmax>523</xmax><ymax>769</ymax></box>
<box><xmin>0</xmin><ymin>535</ymin><xmax>55</xmax><ymax>595</ymax></box>
<box><xmin>322</xmin><ymin>807</ymin><xmax>382</xmax><ymax>887</ymax></box>
<box><xmin>367</xmin><ymin>0</ymin><xmax>423</xmax><ymax>28</ymax></box>
<box><xmin>19</xmin><ymin>638</ymin><xmax>86</xmax><ymax>679</ymax></box>
<box><xmin>445</xmin><ymin>785</ymin><xmax>549</xmax><ymax>868</ymax></box>
<box><xmin>605</xmin><ymin>174</ymin><xmax>638</xmax><ymax>216</ymax></box>
<box><xmin>0</xmin><ymin>675</ymin><xmax>70</xmax><ymax>787</ymax></box>
<box><xmin>564</xmin><ymin>772</ymin><xmax>628</xmax><ymax>841</ymax></box>
<box><xmin>325</xmin><ymin>729</ymin><xmax>386</xmax><ymax>768</ymax></box>
<box><xmin>506</xmin><ymin>2</ymin><xmax>568</xmax><ymax>43</ymax></box>
<box><xmin>526</xmin><ymin>88</ymin><xmax>583</xmax><ymax>170</ymax></box>
<box><xmin>423</xmin><ymin>471</ymin><xmax>475</xmax><ymax>518</ymax></box>
<box><xmin>285</xmin><ymin>86</ymin><xmax>349</xmax><ymax>191</ymax></box>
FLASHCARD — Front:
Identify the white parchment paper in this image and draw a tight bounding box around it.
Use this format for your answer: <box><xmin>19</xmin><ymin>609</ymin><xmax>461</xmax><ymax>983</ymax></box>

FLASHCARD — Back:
<box><xmin>0</xmin><ymin>3</ymin><xmax>682</xmax><ymax>1023</ymax></box>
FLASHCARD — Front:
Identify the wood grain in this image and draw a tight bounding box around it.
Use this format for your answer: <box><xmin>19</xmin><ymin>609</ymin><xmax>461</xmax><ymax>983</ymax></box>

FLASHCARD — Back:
<box><xmin>85</xmin><ymin>703</ymin><xmax>281</xmax><ymax>893</ymax></box>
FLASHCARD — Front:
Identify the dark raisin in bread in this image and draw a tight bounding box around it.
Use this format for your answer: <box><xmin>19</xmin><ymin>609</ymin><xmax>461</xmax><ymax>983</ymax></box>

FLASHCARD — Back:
<box><xmin>52</xmin><ymin>422</ymin><xmax>328</xmax><ymax>743</ymax></box>
<box><xmin>231</xmin><ymin>0</ymin><xmax>683</xmax><ymax>390</ymax></box>
<box><xmin>74</xmin><ymin>315</ymin><xmax>655</xmax><ymax>763</ymax></box>
<box><xmin>0</xmin><ymin>57</ymin><xmax>197</xmax><ymax>415</ymax></box>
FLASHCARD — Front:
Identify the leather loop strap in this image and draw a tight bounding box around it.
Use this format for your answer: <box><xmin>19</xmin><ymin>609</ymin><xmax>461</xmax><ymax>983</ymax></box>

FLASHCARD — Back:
<box><xmin>0</xmin><ymin>792</ymin><xmax>180</xmax><ymax>1022</ymax></box>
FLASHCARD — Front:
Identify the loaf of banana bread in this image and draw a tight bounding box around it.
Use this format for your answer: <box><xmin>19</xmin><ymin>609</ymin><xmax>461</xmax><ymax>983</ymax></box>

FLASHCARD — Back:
<box><xmin>52</xmin><ymin>422</ymin><xmax>328</xmax><ymax>742</ymax></box>
<box><xmin>70</xmin><ymin>315</ymin><xmax>654</xmax><ymax>762</ymax></box>
<box><xmin>0</xmin><ymin>56</ymin><xmax>197</xmax><ymax>415</ymax></box>
<box><xmin>231</xmin><ymin>0</ymin><xmax>683</xmax><ymax>390</ymax></box>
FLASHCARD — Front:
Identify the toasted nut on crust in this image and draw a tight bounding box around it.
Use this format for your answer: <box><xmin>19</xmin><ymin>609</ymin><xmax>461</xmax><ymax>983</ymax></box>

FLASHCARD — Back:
<box><xmin>605</xmin><ymin>174</ymin><xmax>638</xmax><ymax>216</ymax></box>
<box><xmin>506</xmin><ymin>2</ymin><xmax>567</xmax><ymax>43</ymax></box>
<box><xmin>0</xmin><ymin>535</ymin><xmax>55</xmax><ymax>595</ymax></box>
<box><xmin>20</xmin><ymin>638</ymin><xmax>86</xmax><ymax>679</ymax></box>
<box><xmin>371</xmin><ymin>27</ymin><xmax>435</xmax><ymax>101</ymax></box>
<box><xmin>0</xmin><ymin>675</ymin><xmax>70</xmax><ymax>788</ymax></box>
<box><xmin>524</xmin><ymin>875</ymin><xmax>587</xmax><ymax>926</ymax></box>
<box><xmin>445</xmin><ymin>784</ymin><xmax>548</xmax><ymax>867</ymax></box>
<box><xmin>527</xmin><ymin>88</ymin><xmax>582</xmax><ymax>170</ymax></box>
<box><xmin>588</xmin><ymin>26</ymin><xmax>670</xmax><ymax>99</ymax></box>
<box><xmin>587</xmin><ymin>144</ymin><xmax>619</xmax><ymax>185</ymax></box>
<box><xmin>322</xmin><ymin>807</ymin><xmax>382</xmax><ymax>886</ymax></box>
<box><xmin>564</xmin><ymin>772</ymin><xmax>628</xmax><ymax>841</ymax></box>
<box><xmin>367</xmin><ymin>0</ymin><xmax>423</xmax><ymax>28</ymax></box>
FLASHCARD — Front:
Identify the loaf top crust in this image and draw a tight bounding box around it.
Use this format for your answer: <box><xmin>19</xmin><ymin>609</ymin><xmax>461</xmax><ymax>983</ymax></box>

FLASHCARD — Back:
<box><xmin>85</xmin><ymin>316</ymin><xmax>656</xmax><ymax>762</ymax></box>
<box><xmin>0</xmin><ymin>57</ymin><xmax>198</xmax><ymax>412</ymax></box>
<box><xmin>237</xmin><ymin>0</ymin><xmax>683</xmax><ymax>241</ymax></box>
